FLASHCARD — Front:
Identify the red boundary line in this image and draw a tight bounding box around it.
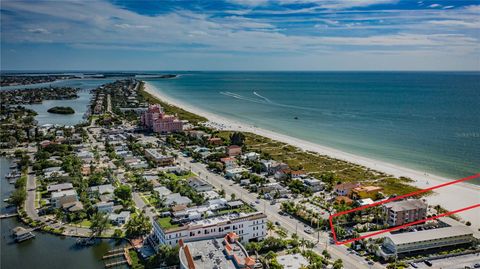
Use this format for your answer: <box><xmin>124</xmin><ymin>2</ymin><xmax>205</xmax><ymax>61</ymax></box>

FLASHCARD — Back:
<box><xmin>329</xmin><ymin>173</ymin><xmax>480</xmax><ymax>245</ymax></box>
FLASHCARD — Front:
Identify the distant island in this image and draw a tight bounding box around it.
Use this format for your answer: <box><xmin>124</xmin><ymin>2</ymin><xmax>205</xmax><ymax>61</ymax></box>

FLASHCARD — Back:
<box><xmin>47</xmin><ymin>106</ymin><xmax>75</xmax><ymax>114</ymax></box>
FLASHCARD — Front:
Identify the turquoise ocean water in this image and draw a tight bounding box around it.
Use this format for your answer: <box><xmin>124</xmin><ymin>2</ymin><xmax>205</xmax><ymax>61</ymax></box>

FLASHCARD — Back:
<box><xmin>146</xmin><ymin>72</ymin><xmax>480</xmax><ymax>181</ymax></box>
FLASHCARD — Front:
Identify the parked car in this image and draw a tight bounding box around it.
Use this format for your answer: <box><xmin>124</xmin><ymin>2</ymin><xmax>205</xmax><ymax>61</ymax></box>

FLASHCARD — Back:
<box><xmin>304</xmin><ymin>228</ymin><xmax>314</xmax><ymax>234</ymax></box>
<box><xmin>474</xmin><ymin>264</ymin><xmax>480</xmax><ymax>268</ymax></box>
<box><xmin>275</xmin><ymin>221</ymin><xmax>281</xmax><ymax>226</ymax></box>
<box><xmin>410</xmin><ymin>262</ymin><xmax>418</xmax><ymax>268</ymax></box>
<box><xmin>424</xmin><ymin>260</ymin><xmax>432</xmax><ymax>267</ymax></box>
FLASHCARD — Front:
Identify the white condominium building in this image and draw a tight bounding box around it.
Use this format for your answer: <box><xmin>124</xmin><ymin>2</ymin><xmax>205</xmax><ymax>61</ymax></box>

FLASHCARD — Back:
<box><xmin>150</xmin><ymin>212</ymin><xmax>267</xmax><ymax>250</ymax></box>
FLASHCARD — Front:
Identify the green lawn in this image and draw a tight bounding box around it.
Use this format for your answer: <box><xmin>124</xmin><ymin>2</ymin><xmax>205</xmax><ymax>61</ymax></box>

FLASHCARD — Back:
<box><xmin>164</xmin><ymin>172</ymin><xmax>195</xmax><ymax>181</ymax></box>
<box><xmin>156</xmin><ymin>217</ymin><xmax>179</xmax><ymax>229</ymax></box>
<box><xmin>73</xmin><ymin>219</ymin><xmax>92</xmax><ymax>228</ymax></box>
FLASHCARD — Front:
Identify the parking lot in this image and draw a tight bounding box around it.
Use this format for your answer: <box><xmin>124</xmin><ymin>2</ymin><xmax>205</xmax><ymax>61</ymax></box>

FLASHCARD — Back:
<box><xmin>414</xmin><ymin>253</ymin><xmax>480</xmax><ymax>269</ymax></box>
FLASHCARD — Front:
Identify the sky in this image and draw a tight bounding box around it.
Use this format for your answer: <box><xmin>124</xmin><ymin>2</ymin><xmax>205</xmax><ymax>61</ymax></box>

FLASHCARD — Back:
<box><xmin>1</xmin><ymin>0</ymin><xmax>479</xmax><ymax>71</ymax></box>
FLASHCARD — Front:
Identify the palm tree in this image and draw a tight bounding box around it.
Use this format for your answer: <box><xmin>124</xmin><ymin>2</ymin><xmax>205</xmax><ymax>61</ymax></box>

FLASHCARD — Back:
<box><xmin>90</xmin><ymin>212</ymin><xmax>108</xmax><ymax>237</ymax></box>
<box><xmin>266</xmin><ymin>221</ymin><xmax>275</xmax><ymax>236</ymax></box>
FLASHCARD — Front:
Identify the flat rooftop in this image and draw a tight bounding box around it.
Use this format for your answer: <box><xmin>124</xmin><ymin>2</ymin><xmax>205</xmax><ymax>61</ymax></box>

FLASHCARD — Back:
<box><xmin>386</xmin><ymin>226</ymin><xmax>473</xmax><ymax>245</ymax></box>
<box><xmin>384</xmin><ymin>199</ymin><xmax>427</xmax><ymax>211</ymax></box>
<box><xmin>179</xmin><ymin>238</ymin><xmax>239</xmax><ymax>269</ymax></box>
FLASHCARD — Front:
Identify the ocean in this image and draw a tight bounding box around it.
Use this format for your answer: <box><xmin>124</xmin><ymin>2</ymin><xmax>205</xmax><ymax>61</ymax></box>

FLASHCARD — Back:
<box><xmin>145</xmin><ymin>71</ymin><xmax>480</xmax><ymax>181</ymax></box>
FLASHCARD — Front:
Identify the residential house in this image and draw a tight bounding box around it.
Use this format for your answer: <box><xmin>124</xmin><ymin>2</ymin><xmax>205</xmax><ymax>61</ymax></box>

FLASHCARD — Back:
<box><xmin>47</xmin><ymin>183</ymin><xmax>73</xmax><ymax>193</ymax></box>
<box><xmin>334</xmin><ymin>182</ymin><xmax>361</xmax><ymax>196</ymax></box>
<box><xmin>187</xmin><ymin>177</ymin><xmax>213</xmax><ymax>192</ymax></box>
<box><xmin>226</xmin><ymin>145</ymin><xmax>242</xmax><ymax>157</ymax></box>
<box><xmin>109</xmin><ymin>211</ymin><xmax>131</xmax><ymax>226</ymax></box>
<box><xmin>207</xmin><ymin>137</ymin><xmax>223</xmax><ymax>146</ymax></box>
<box><xmin>144</xmin><ymin>148</ymin><xmax>175</xmax><ymax>166</ymax></box>
<box><xmin>95</xmin><ymin>201</ymin><xmax>114</xmax><ymax>213</ymax></box>
<box><xmin>351</xmin><ymin>186</ymin><xmax>383</xmax><ymax>200</ymax></box>
<box><xmin>220</xmin><ymin>157</ymin><xmax>237</xmax><ymax>170</ymax></box>
<box><xmin>302</xmin><ymin>178</ymin><xmax>325</xmax><ymax>192</ymax></box>
<box><xmin>51</xmin><ymin>189</ymin><xmax>78</xmax><ymax>208</ymax></box>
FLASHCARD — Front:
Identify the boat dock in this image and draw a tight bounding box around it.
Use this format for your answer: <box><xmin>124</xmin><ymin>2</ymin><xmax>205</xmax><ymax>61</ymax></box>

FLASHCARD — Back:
<box><xmin>103</xmin><ymin>247</ymin><xmax>132</xmax><ymax>268</ymax></box>
<box><xmin>0</xmin><ymin>213</ymin><xmax>18</xmax><ymax>219</ymax></box>
<box><xmin>12</xmin><ymin>226</ymin><xmax>35</xmax><ymax>242</ymax></box>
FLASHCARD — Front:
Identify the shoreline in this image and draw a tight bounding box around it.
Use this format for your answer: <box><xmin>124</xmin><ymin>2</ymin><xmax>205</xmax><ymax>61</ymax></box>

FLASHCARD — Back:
<box><xmin>143</xmin><ymin>81</ymin><xmax>480</xmax><ymax>228</ymax></box>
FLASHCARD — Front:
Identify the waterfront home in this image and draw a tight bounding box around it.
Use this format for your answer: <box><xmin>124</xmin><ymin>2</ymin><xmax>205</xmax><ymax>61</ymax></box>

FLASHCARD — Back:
<box><xmin>274</xmin><ymin>169</ymin><xmax>289</xmax><ymax>180</ymax></box>
<box><xmin>226</xmin><ymin>145</ymin><xmax>242</xmax><ymax>157</ymax></box>
<box><xmin>141</xmin><ymin>104</ymin><xmax>183</xmax><ymax>133</ymax></box>
<box><xmin>178</xmin><ymin>232</ymin><xmax>256</xmax><ymax>269</ymax></box>
<box><xmin>260</xmin><ymin>160</ymin><xmax>289</xmax><ymax>175</ymax></box>
<box><xmin>378</xmin><ymin>226</ymin><xmax>475</xmax><ymax>259</ymax></box>
<box><xmin>62</xmin><ymin>201</ymin><xmax>84</xmax><ymax>212</ymax></box>
<box><xmin>150</xmin><ymin>212</ymin><xmax>267</xmax><ymax>249</ymax></box>
<box><xmin>51</xmin><ymin>189</ymin><xmax>78</xmax><ymax>208</ymax></box>
<box><xmin>358</xmin><ymin>198</ymin><xmax>375</xmax><ymax>206</ymax></box>
<box><xmin>88</xmin><ymin>184</ymin><xmax>115</xmax><ymax>195</ymax></box>
<box><xmin>95</xmin><ymin>201</ymin><xmax>114</xmax><ymax>213</ymax></box>
<box><xmin>242</xmin><ymin>152</ymin><xmax>260</xmax><ymax>161</ymax></box>
<box><xmin>46</xmin><ymin>182</ymin><xmax>73</xmax><ymax>192</ymax></box>
<box><xmin>335</xmin><ymin>196</ymin><xmax>354</xmax><ymax>205</ymax></box>
<box><xmin>290</xmin><ymin>170</ymin><xmax>306</xmax><ymax>178</ymax></box>
<box><xmin>351</xmin><ymin>185</ymin><xmax>383</xmax><ymax>200</ymax></box>
<box><xmin>109</xmin><ymin>211</ymin><xmax>131</xmax><ymax>226</ymax></box>
<box><xmin>144</xmin><ymin>148</ymin><xmax>175</xmax><ymax>166</ymax></box>
<box><xmin>302</xmin><ymin>178</ymin><xmax>325</xmax><ymax>192</ymax></box>
<box><xmin>383</xmin><ymin>199</ymin><xmax>427</xmax><ymax>226</ymax></box>
<box><xmin>220</xmin><ymin>157</ymin><xmax>237</xmax><ymax>169</ymax></box>
<box><xmin>186</xmin><ymin>130</ymin><xmax>209</xmax><ymax>140</ymax></box>
<box><xmin>334</xmin><ymin>182</ymin><xmax>361</xmax><ymax>196</ymax></box>
<box><xmin>187</xmin><ymin>177</ymin><xmax>213</xmax><ymax>192</ymax></box>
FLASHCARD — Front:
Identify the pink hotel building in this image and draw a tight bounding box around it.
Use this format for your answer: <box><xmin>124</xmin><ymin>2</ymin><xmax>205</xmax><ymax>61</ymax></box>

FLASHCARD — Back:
<box><xmin>141</xmin><ymin>104</ymin><xmax>183</xmax><ymax>133</ymax></box>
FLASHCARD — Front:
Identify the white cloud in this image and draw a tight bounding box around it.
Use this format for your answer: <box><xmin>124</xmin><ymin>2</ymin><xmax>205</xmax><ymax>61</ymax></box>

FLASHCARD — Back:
<box><xmin>428</xmin><ymin>4</ymin><xmax>442</xmax><ymax>8</ymax></box>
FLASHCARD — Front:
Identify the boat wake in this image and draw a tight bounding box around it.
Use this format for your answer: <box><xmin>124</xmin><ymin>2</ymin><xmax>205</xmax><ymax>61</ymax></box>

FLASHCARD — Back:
<box><xmin>219</xmin><ymin>90</ymin><xmax>375</xmax><ymax>121</ymax></box>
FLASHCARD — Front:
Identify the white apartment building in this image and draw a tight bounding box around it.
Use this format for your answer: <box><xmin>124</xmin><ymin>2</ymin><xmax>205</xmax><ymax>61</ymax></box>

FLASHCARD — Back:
<box><xmin>150</xmin><ymin>212</ymin><xmax>267</xmax><ymax>250</ymax></box>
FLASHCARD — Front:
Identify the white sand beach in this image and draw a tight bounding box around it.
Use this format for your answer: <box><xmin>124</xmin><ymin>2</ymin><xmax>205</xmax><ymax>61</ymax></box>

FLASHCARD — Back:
<box><xmin>144</xmin><ymin>81</ymin><xmax>480</xmax><ymax>228</ymax></box>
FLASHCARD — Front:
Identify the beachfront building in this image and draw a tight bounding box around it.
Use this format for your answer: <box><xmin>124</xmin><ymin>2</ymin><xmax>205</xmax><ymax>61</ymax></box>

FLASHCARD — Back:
<box><xmin>141</xmin><ymin>104</ymin><xmax>183</xmax><ymax>133</ymax></box>
<box><xmin>378</xmin><ymin>226</ymin><xmax>476</xmax><ymax>258</ymax></box>
<box><xmin>150</xmin><ymin>212</ymin><xmax>267</xmax><ymax>250</ymax></box>
<box><xmin>383</xmin><ymin>199</ymin><xmax>427</xmax><ymax>226</ymax></box>
<box><xmin>144</xmin><ymin>148</ymin><xmax>175</xmax><ymax>166</ymax></box>
<box><xmin>178</xmin><ymin>232</ymin><xmax>257</xmax><ymax>269</ymax></box>
<box><xmin>334</xmin><ymin>182</ymin><xmax>361</xmax><ymax>196</ymax></box>
<box><xmin>351</xmin><ymin>185</ymin><xmax>383</xmax><ymax>200</ymax></box>
<box><xmin>302</xmin><ymin>178</ymin><xmax>325</xmax><ymax>192</ymax></box>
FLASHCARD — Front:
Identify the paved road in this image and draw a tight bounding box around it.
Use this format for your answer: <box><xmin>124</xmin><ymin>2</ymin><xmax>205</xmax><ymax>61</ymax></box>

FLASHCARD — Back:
<box><xmin>176</xmin><ymin>155</ymin><xmax>383</xmax><ymax>269</ymax></box>
<box><xmin>25</xmin><ymin>166</ymin><xmax>40</xmax><ymax>221</ymax></box>
<box><xmin>415</xmin><ymin>253</ymin><xmax>480</xmax><ymax>269</ymax></box>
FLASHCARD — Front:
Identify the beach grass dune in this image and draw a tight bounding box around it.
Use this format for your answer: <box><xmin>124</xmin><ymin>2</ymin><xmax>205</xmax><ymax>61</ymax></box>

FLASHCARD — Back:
<box><xmin>142</xmin><ymin>81</ymin><xmax>480</xmax><ymax>228</ymax></box>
